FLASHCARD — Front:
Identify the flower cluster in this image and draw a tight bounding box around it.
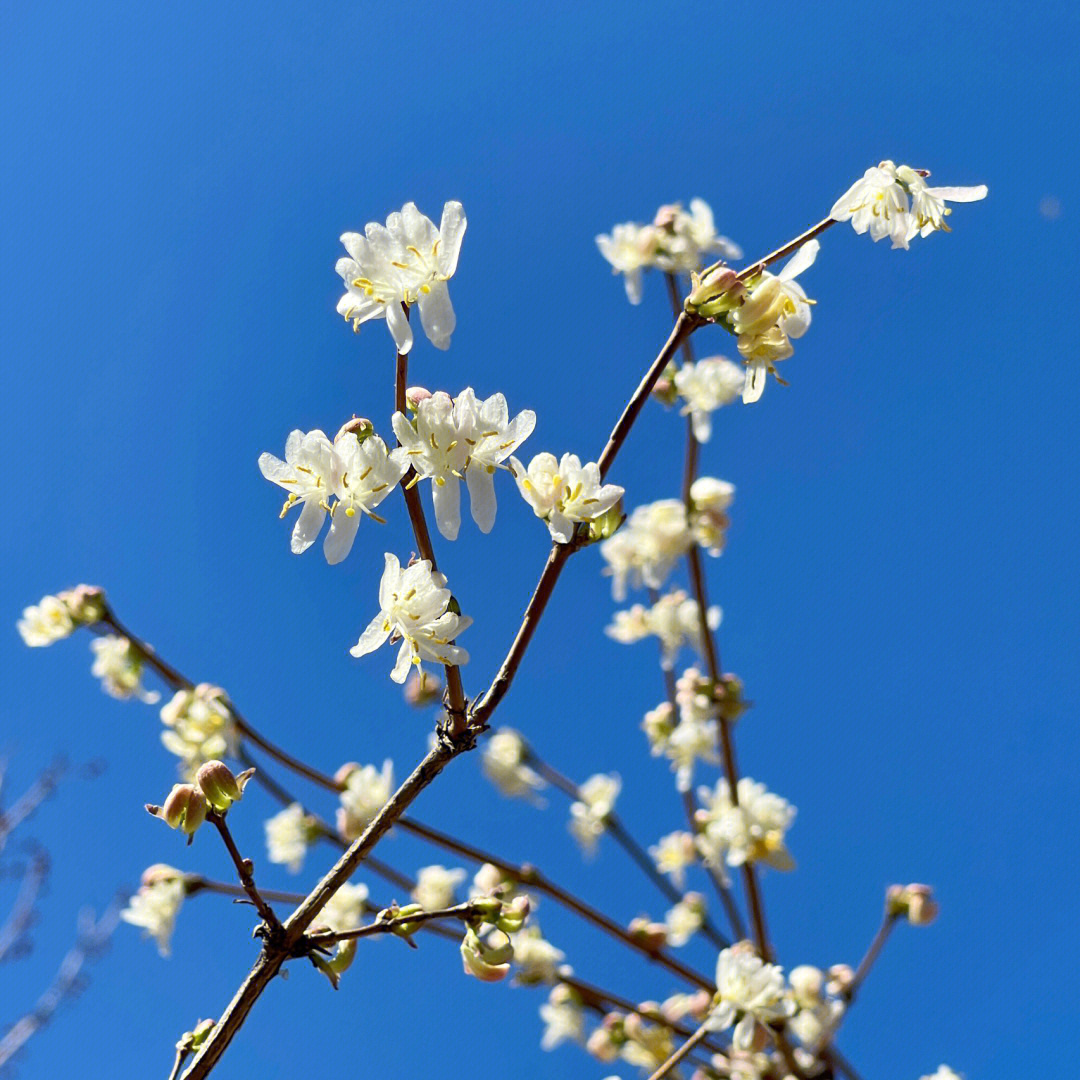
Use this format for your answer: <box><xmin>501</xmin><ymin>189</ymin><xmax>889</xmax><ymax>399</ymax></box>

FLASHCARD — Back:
<box><xmin>481</xmin><ymin>727</ymin><xmax>547</xmax><ymax>802</ymax></box>
<box><xmin>89</xmin><ymin>634</ymin><xmax>158</xmax><ymax>702</ymax></box>
<box><xmin>511</xmin><ymin>452</ymin><xmax>624</xmax><ymax>544</ymax></box>
<box><xmin>121</xmin><ymin>865</ymin><xmax>186</xmax><ymax>956</ymax></box>
<box><xmin>830</xmin><ymin>161</ymin><xmax>987</xmax><ymax>250</ymax></box>
<box><xmin>336</xmin><ymin>201</ymin><xmax>466</xmax><ymax>354</ymax></box>
<box><xmin>160</xmin><ymin>684</ymin><xmax>238</xmax><ymax>778</ymax></box>
<box><xmin>606</xmin><ymin>590</ymin><xmax>721</xmax><ymax>670</ymax></box>
<box><xmin>706</xmin><ymin>943</ymin><xmax>795</xmax><ymax>1050</ymax></box>
<box><xmin>17</xmin><ymin>586</ymin><xmax>106</xmax><ymax>646</ymax></box>
<box><xmin>264</xmin><ymin>802</ymin><xmax>318</xmax><ymax>873</ymax></box>
<box><xmin>696</xmin><ymin>777</ymin><xmax>796</xmax><ymax>879</ymax></box>
<box><xmin>393</xmin><ymin>387</ymin><xmax>535</xmax><ymax>540</ymax></box>
<box><xmin>596</xmin><ymin>199</ymin><xmax>741</xmax><ymax>304</ymax></box>
<box><xmin>350</xmin><ymin>554</ymin><xmax>471</xmax><ymax>684</ymax></box>
<box><xmin>569</xmin><ymin>773</ymin><xmax>621</xmax><ymax>855</ymax></box>
<box><xmin>336</xmin><ymin>759</ymin><xmax>394</xmax><ymax>840</ymax></box>
<box><xmin>259</xmin><ymin>427</ymin><xmax>407</xmax><ymax>563</ymax></box>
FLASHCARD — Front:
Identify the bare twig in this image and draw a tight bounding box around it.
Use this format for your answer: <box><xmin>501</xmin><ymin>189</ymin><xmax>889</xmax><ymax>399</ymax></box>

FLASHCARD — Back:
<box><xmin>307</xmin><ymin>900</ymin><xmax>483</xmax><ymax>946</ymax></box>
<box><xmin>645</xmin><ymin>1018</ymin><xmax>712</xmax><ymax>1080</ymax></box>
<box><xmin>207</xmin><ymin>813</ymin><xmax>282</xmax><ymax>935</ymax></box>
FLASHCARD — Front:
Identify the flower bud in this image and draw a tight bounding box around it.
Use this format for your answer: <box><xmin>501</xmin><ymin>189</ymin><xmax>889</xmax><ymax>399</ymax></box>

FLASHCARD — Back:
<box><xmin>195</xmin><ymin>760</ymin><xmax>253</xmax><ymax>811</ymax></box>
<box><xmin>404</xmin><ymin>670</ymin><xmax>443</xmax><ymax>707</ymax></box>
<box><xmin>175</xmin><ymin>1018</ymin><xmax>215</xmax><ymax>1054</ymax></box>
<box><xmin>496</xmin><ymin>894</ymin><xmax>531</xmax><ymax>934</ymax></box>
<box><xmin>149</xmin><ymin>784</ymin><xmax>208</xmax><ymax>840</ymax></box>
<box><xmin>335</xmin><ymin>416</ymin><xmax>374</xmax><ymax>443</ymax></box>
<box><xmin>686</xmin><ymin>266</ymin><xmax>744</xmax><ymax>319</ymax></box>
<box><xmin>334</xmin><ymin>761</ymin><xmax>361</xmax><ymax>786</ymax></box>
<box><xmin>406</xmin><ymin>386</ymin><xmax>432</xmax><ymax>409</ymax></box>
<box><xmin>651</xmin><ymin>363</ymin><xmax>680</xmax><ymax>406</ymax></box>
<box><xmin>887</xmin><ymin>883</ymin><xmax>939</xmax><ymax>925</ymax></box>
<box><xmin>714</xmin><ymin>673</ymin><xmax>749</xmax><ymax>723</ymax></box>
<box><xmin>460</xmin><ymin>925</ymin><xmax>513</xmax><ymax>982</ymax></box>
<box><xmin>57</xmin><ymin>585</ymin><xmax>107</xmax><ymax>625</ymax></box>
<box><xmin>628</xmin><ymin>917</ymin><xmax>669</xmax><ymax>950</ymax></box>
<box><xmin>586</xmin><ymin>1024</ymin><xmax>622</xmax><ymax>1061</ymax></box>
<box><xmin>141</xmin><ymin>863</ymin><xmax>186</xmax><ymax>889</ymax></box>
<box><xmin>387</xmin><ymin>903</ymin><xmax>426</xmax><ymax>938</ymax></box>
<box><xmin>587</xmin><ymin>501</ymin><xmax>625</xmax><ymax>544</ymax></box>
<box><xmin>789</xmin><ymin>964</ymin><xmax>824</xmax><ymax>1006</ymax></box>
<box><xmin>826</xmin><ymin>964</ymin><xmax>855</xmax><ymax>996</ymax></box>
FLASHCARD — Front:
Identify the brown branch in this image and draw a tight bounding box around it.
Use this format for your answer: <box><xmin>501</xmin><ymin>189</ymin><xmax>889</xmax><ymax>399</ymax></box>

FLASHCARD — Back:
<box><xmin>645</xmin><ymin>1018</ymin><xmax>711</xmax><ymax>1080</ymax></box>
<box><xmin>207</xmin><ymin>813</ymin><xmax>282</xmax><ymax>935</ymax></box>
<box><xmin>734</xmin><ymin>216</ymin><xmax>837</xmax><ymax>283</ymax></box>
<box><xmin>307</xmin><ymin>901</ymin><xmax>483</xmax><ymax>946</ymax></box>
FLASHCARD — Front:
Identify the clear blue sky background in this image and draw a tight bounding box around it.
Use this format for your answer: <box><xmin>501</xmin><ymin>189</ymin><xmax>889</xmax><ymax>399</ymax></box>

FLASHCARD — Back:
<box><xmin>3</xmin><ymin>3</ymin><xmax>1077</xmax><ymax>1078</ymax></box>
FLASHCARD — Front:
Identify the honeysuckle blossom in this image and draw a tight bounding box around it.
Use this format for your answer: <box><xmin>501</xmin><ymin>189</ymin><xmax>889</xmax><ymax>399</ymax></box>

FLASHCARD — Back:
<box><xmin>481</xmin><ymin>727</ymin><xmax>547</xmax><ymax>803</ymax></box>
<box><xmin>674</xmin><ymin>356</ymin><xmax>745</xmax><ymax>441</ymax></box>
<box><xmin>606</xmin><ymin>590</ymin><xmax>721</xmax><ymax>670</ymax></box>
<box><xmin>320</xmin><ymin>881</ymin><xmax>369</xmax><ymax>934</ymax></box>
<box><xmin>89</xmin><ymin>634</ymin><xmax>158</xmax><ymax>702</ymax></box>
<box><xmin>510</xmin><ymin>452</ymin><xmax>624</xmax><ymax>544</ymax></box>
<box><xmin>569</xmin><ymin>773</ymin><xmax>621</xmax><ymax>855</ymax></box>
<box><xmin>696</xmin><ymin>777</ymin><xmax>796</xmax><ymax>878</ymax></box>
<box><xmin>642</xmin><ymin>700</ymin><xmax>676</xmax><ymax>754</ymax></box>
<box><xmin>707</xmin><ymin>944</ymin><xmax>795</xmax><ymax>1050</ymax></box>
<box><xmin>412</xmin><ymin>865</ymin><xmax>467</xmax><ymax>910</ymax></box>
<box><xmin>732</xmin><ymin>240</ymin><xmax>819</xmax><ymax>403</ymax></box>
<box><xmin>830</xmin><ymin>161</ymin><xmax>986</xmax><ymax>249</ymax></box>
<box><xmin>121</xmin><ymin>866</ymin><xmax>185</xmax><ymax>957</ymax></box>
<box><xmin>324</xmin><ymin>433</ymin><xmax>408</xmax><ymax>564</ymax></box>
<box><xmin>787</xmin><ymin>964</ymin><xmax>845</xmax><ymax>1051</ymax></box>
<box><xmin>650</xmin><ymin>830</ymin><xmax>697</xmax><ymax>889</ymax></box>
<box><xmin>258</xmin><ymin>430</ymin><xmax>337</xmax><ymax>554</ymax></box>
<box><xmin>337</xmin><ymin>759</ymin><xmax>394</xmax><ymax>839</ymax></box>
<box><xmin>619</xmin><ymin>1014</ymin><xmax>676</xmax><ymax>1071</ymax></box>
<box><xmin>336</xmin><ymin>200</ymin><xmax>466</xmax><ymax>354</ymax></box>
<box><xmin>665</xmin><ymin>706</ymin><xmax>719</xmax><ymax>792</ymax></box>
<box><xmin>689</xmin><ymin>477</ymin><xmax>735</xmax><ymax>555</ymax></box>
<box><xmin>264</xmin><ymin>802</ymin><xmax>316</xmax><ymax>873</ymax></box>
<box><xmin>600</xmin><ymin>499</ymin><xmax>693</xmax><ymax>600</ymax></box>
<box><xmin>17</xmin><ymin>595</ymin><xmax>75</xmax><ymax>646</ymax></box>
<box><xmin>539</xmin><ymin>984</ymin><xmax>585</xmax><ymax>1050</ymax></box>
<box><xmin>595</xmin><ymin>221</ymin><xmax>658</xmax><ymax>304</ymax></box>
<box><xmin>511</xmin><ymin>924</ymin><xmax>566</xmax><ymax>985</ymax></box>
<box><xmin>665</xmin><ymin>892</ymin><xmax>706</xmax><ymax>947</ymax></box>
<box><xmin>349</xmin><ymin>554</ymin><xmax>471</xmax><ymax>684</ymax></box>
<box><xmin>160</xmin><ymin>684</ymin><xmax>237</xmax><ymax>778</ymax></box>
<box><xmin>393</xmin><ymin>389</ymin><xmax>534</xmax><ymax>539</ymax></box>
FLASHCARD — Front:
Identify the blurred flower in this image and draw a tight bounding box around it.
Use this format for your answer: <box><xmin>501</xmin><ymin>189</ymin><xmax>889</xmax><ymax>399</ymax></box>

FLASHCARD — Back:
<box><xmin>606</xmin><ymin>590</ymin><xmax>720</xmax><ymax>670</ymax></box>
<box><xmin>265</xmin><ymin>802</ymin><xmax>316</xmax><ymax>873</ymax></box>
<box><xmin>674</xmin><ymin>357</ymin><xmax>745</xmax><ymax>442</ymax></box>
<box><xmin>539</xmin><ymin>984</ymin><xmax>585</xmax><ymax>1049</ymax></box>
<box><xmin>707</xmin><ymin>944</ymin><xmax>794</xmax><ymax>1050</ymax></box>
<box><xmin>337</xmin><ymin>760</ymin><xmax>394</xmax><ymax>839</ymax></box>
<box><xmin>89</xmin><ymin>634</ymin><xmax>158</xmax><ymax>702</ymax></box>
<box><xmin>696</xmin><ymin>778</ymin><xmax>796</xmax><ymax>878</ymax></box>
<box><xmin>160</xmin><ymin>684</ymin><xmax>237</xmax><ymax>779</ymax></box>
<box><xmin>412</xmin><ymin>865</ymin><xmax>467</xmax><ymax>910</ymax></box>
<box><xmin>121</xmin><ymin>866</ymin><xmax>185</xmax><ymax>956</ymax></box>
<box><xmin>665</xmin><ymin>892</ymin><xmax>706</xmax><ymax>947</ymax></box>
<box><xmin>17</xmin><ymin>595</ymin><xmax>75</xmax><ymax>646</ymax></box>
<box><xmin>481</xmin><ymin>728</ymin><xmax>547</xmax><ymax>802</ymax></box>
<box><xmin>600</xmin><ymin>499</ymin><xmax>692</xmax><ymax>601</ymax></box>
<box><xmin>650</xmin><ymin>831</ymin><xmax>698</xmax><ymax>889</ymax></box>
<box><xmin>569</xmin><ymin>773</ymin><xmax>621</xmax><ymax>855</ymax></box>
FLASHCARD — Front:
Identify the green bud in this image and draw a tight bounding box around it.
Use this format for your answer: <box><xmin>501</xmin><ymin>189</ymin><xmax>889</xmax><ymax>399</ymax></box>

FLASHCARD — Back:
<box><xmin>586</xmin><ymin>501</ymin><xmax>625</xmax><ymax>544</ymax></box>
<box><xmin>149</xmin><ymin>784</ymin><xmax>208</xmax><ymax>840</ymax></box>
<box><xmin>685</xmin><ymin>266</ymin><xmax>745</xmax><ymax>320</ymax></box>
<box><xmin>195</xmin><ymin>760</ymin><xmax>253</xmax><ymax>812</ymax></box>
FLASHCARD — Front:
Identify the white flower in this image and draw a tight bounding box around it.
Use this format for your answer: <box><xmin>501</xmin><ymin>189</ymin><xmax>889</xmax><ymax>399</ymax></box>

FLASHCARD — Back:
<box><xmin>665</xmin><ymin>892</ymin><xmax>706</xmax><ymax>947</ymax></box>
<box><xmin>600</xmin><ymin>499</ymin><xmax>692</xmax><ymax>601</ymax></box>
<box><xmin>665</xmin><ymin>690</ymin><xmax>719</xmax><ymax>794</ymax></box>
<box><xmin>121</xmin><ymin>870</ymin><xmax>185</xmax><ymax>957</ymax></box>
<box><xmin>320</xmin><ymin>881</ymin><xmax>369</xmax><ymax>933</ymax></box>
<box><xmin>539</xmin><ymin>984</ymin><xmax>585</xmax><ymax>1050</ymax></box>
<box><xmin>482</xmin><ymin>728</ymin><xmax>547</xmax><ymax>802</ymax></box>
<box><xmin>642</xmin><ymin>700</ymin><xmax>676</xmax><ymax>753</ymax></box>
<box><xmin>337</xmin><ymin>760</ymin><xmax>394</xmax><ymax>840</ymax></box>
<box><xmin>595</xmin><ymin>221</ymin><xmax>658</xmax><ymax>304</ymax></box>
<box><xmin>412</xmin><ymin>865</ymin><xmax>467</xmax><ymax>910</ymax></box>
<box><xmin>606</xmin><ymin>590</ymin><xmax>721</xmax><ymax>670</ymax></box>
<box><xmin>696</xmin><ymin>777</ymin><xmax>796</xmax><ymax>876</ymax></box>
<box><xmin>920</xmin><ymin>1068</ymin><xmax>963</xmax><ymax>1080</ymax></box>
<box><xmin>689</xmin><ymin>477</ymin><xmax>735</xmax><ymax>555</ymax></box>
<box><xmin>17</xmin><ymin>595</ymin><xmax>74</xmax><ymax>646</ymax></box>
<box><xmin>510</xmin><ymin>452</ymin><xmax>624</xmax><ymax>544</ymax></box>
<box><xmin>265</xmin><ymin>803</ymin><xmax>314</xmax><ymax>873</ymax></box>
<box><xmin>654</xmin><ymin>198</ymin><xmax>743</xmax><ymax>275</ymax></box>
<box><xmin>350</xmin><ymin>554</ymin><xmax>471</xmax><ymax>684</ymax></box>
<box><xmin>258</xmin><ymin>430</ymin><xmax>337</xmax><ymax>554</ymax></box>
<box><xmin>569</xmin><ymin>773</ymin><xmax>620</xmax><ymax>855</ymax></box>
<box><xmin>831</xmin><ymin>162</ymin><xmax>986</xmax><ymax>249</ymax></box>
<box><xmin>511</xmin><ymin>924</ymin><xmax>566</xmax><ymax>985</ymax></box>
<box><xmin>650</xmin><ymin>831</ymin><xmax>698</xmax><ymax>889</ymax></box>
<box><xmin>674</xmin><ymin>356</ymin><xmax>745</xmax><ymax>442</ymax></box>
<box><xmin>733</xmin><ymin>240</ymin><xmax>819</xmax><ymax>403</ymax></box>
<box><xmin>160</xmin><ymin>684</ymin><xmax>237</xmax><ymax>779</ymax></box>
<box><xmin>393</xmin><ymin>389</ymin><xmax>534</xmax><ymax>540</ymax></box>
<box><xmin>707</xmin><ymin>944</ymin><xmax>795</xmax><ymax>1050</ymax></box>
<box><xmin>89</xmin><ymin>635</ymin><xmax>159</xmax><ymax>702</ymax></box>
<box><xmin>336</xmin><ymin>201</ymin><xmax>466</xmax><ymax>354</ymax></box>
<box><xmin>323</xmin><ymin>433</ymin><xmax>408</xmax><ymax>564</ymax></box>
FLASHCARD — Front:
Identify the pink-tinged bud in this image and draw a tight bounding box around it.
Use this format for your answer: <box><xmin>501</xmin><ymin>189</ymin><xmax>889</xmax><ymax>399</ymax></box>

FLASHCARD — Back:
<box><xmin>404</xmin><ymin>670</ymin><xmax>443</xmax><ymax>707</ymax></box>
<box><xmin>789</xmin><ymin>965</ymin><xmax>824</xmax><ymax>1005</ymax></box>
<box><xmin>888</xmin><ymin>882</ymin><xmax>939</xmax><ymax>925</ymax></box>
<box><xmin>335</xmin><ymin>416</ymin><xmax>373</xmax><ymax>443</ymax></box>
<box><xmin>57</xmin><ymin>585</ymin><xmax>106</xmax><ymax>625</ymax></box>
<box><xmin>195</xmin><ymin>760</ymin><xmax>252</xmax><ymax>811</ymax></box>
<box><xmin>686</xmin><ymin>265</ymin><xmax>745</xmax><ymax>320</ymax></box>
<box><xmin>460</xmin><ymin>925</ymin><xmax>513</xmax><ymax>982</ymax></box>
<box><xmin>653</xmin><ymin>204</ymin><xmax>681</xmax><ymax>232</ymax></box>
<box><xmin>496</xmin><ymin>894</ymin><xmax>531</xmax><ymax>934</ymax></box>
<box><xmin>628</xmin><ymin>917</ymin><xmax>669</xmax><ymax>951</ymax></box>
<box><xmin>405</xmin><ymin>386</ymin><xmax>432</xmax><ymax>408</ymax></box>
<box><xmin>826</xmin><ymin>964</ymin><xmax>855</xmax><ymax>996</ymax></box>
<box><xmin>714</xmin><ymin>674</ymin><xmax>749</xmax><ymax>723</ymax></box>
<box><xmin>586</xmin><ymin>1025</ymin><xmax>622</xmax><ymax>1061</ymax></box>
<box><xmin>334</xmin><ymin>762</ymin><xmax>361</xmax><ymax>787</ymax></box>
<box><xmin>151</xmin><ymin>784</ymin><xmax>208</xmax><ymax>839</ymax></box>
<box><xmin>141</xmin><ymin>864</ymin><xmax>185</xmax><ymax>889</ymax></box>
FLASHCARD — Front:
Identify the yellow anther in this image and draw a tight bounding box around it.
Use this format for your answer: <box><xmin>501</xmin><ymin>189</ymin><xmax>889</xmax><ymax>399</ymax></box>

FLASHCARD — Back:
<box><xmin>345</xmin><ymin>507</ymin><xmax>356</xmax><ymax>518</ymax></box>
<box><xmin>359</xmin><ymin>466</ymin><xmax>372</xmax><ymax>481</ymax></box>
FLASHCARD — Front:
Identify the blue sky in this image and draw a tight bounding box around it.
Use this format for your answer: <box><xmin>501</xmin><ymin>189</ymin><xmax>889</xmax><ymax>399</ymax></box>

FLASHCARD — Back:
<box><xmin>3</xmin><ymin>2</ymin><xmax>1078</xmax><ymax>1077</ymax></box>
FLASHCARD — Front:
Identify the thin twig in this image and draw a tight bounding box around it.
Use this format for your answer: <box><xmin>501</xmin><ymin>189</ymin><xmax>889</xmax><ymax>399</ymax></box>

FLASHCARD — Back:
<box><xmin>848</xmin><ymin>911</ymin><xmax>899</xmax><ymax>1000</ymax></box>
<box><xmin>167</xmin><ymin>1049</ymin><xmax>189</xmax><ymax>1080</ymax></box>
<box><xmin>645</xmin><ymin>1019</ymin><xmax>711</xmax><ymax>1080</ymax></box>
<box><xmin>207</xmin><ymin>813</ymin><xmax>282</xmax><ymax>934</ymax></box>
<box><xmin>735</xmin><ymin>216</ymin><xmax>837</xmax><ymax>282</ymax></box>
<box><xmin>307</xmin><ymin>901</ymin><xmax>483</xmax><ymax>946</ymax></box>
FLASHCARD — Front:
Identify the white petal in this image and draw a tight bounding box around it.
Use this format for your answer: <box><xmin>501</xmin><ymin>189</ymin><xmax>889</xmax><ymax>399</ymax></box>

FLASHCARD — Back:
<box><xmin>733</xmin><ymin>1015</ymin><xmax>756</xmax><ymax>1051</ymax></box>
<box><xmin>691</xmin><ymin>409</ymin><xmax>712</xmax><ymax>443</ymax></box>
<box><xmin>386</xmin><ymin>302</ymin><xmax>413</xmax><ymax>354</ymax></box>
<box><xmin>391</xmin><ymin>639</ymin><xmax>413</xmax><ymax>683</ymax></box>
<box><xmin>378</xmin><ymin>552</ymin><xmax>401</xmax><ymax>609</ymax></box>
<box><xmin>548</xmin><ymin>511</ymin><xmax>574</xmax><ymax>544</ymax></box>
<box><xmin>437</xmin><ymin>201</ymin><xmax>467</xmax><ymax>278</ymax></box>
<box><xmin>624</xmin><ymin>268</ymin><xmax>644</xmax><ymax>305</ymax></box>
<box><xmin>291</xmin><ymin>500</ymin><xmax>326</xmax><ymax>553</ymax></box>
<box><xmin>258</xmin><ymin>452</ymin><xmax>291</xmax><ymax>484</ymax></box>
<box><xmin>432</xmin><ymin>477</ymin><xmax>461</xmax><ymax>541</ymax></box>
<box><xmin>742</xmin><ymin>363</ymin><xmax>767</xmax><ymax>404</ymax></box>
<box><xmin>417</xmin><ymin>281</ymin><xmax>455</xmax><ymax>350</ymax></box>
<box><xmin>350</xmin><ymin>612</ymin><xmax>390</xmax><ymax>658</ymax></box>
<box><xmin>925</xmin><ymin>184</ymin><xmax>987</xmax><ymax>202</ymax></box>
<box><xmin>323</xmin><ymin>510</ymin><xmax>361</xmax><ymax>565</ymax></box>
<box><xmin>466</xmin><ymin>467</ymin><xmax>497</xmax><ymax>533</ymax></box>
<box><xmin>779</xmin><ymin>238</ymin><xmax>819</xmax><ymax>281</ymax></box>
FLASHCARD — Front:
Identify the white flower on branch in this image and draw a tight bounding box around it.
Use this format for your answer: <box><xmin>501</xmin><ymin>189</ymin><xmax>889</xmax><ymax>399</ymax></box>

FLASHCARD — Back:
<box><xmin>412</xmin><ymin>865</ymin><xmax>467</xmax><ymax>910</ymax></box>
<box><xmin>569</xmin><ymin>773</ymin><xmax>621</xmax><ymax>855</ymax></box>
<box><xmin>265</xmin><ymin>802</ymin><xmax>316</xmax><ymax>873</ymax></box>
<box><xmin>595</xmin><ymin>221</ymin><xmax>657</xmax><ymax>304</ymax></box>
<box><xmin>674</xmin><ymin>356</ymin><xmax>745</xmax><ymax>442</ymax></box>
<box><xmin>17</xmin><ymin>594</ymin><xmax>75</xmax><ymax>646</ymax></box>
<box><xmin>539</xmin><ymin>984</ymin><xmax>585</xmax><ymax>1050</ymax></box>
<box><xmin>393</xmin><ymin>388</ymin><xmax>535</xmax><ymax>540</ymax></box>
<box><xmin>689</xmin><ymin>476</ymin><xmax>735</xmax><ymax>555</ymax></box>
<box><xmin>121</xmin><ymin>865</ymin><xmax>185</xmax><ymax>957</ymax></box>
<box><xmin>600</xmin><ymin>499</ymin><xmax>693</xmax><ymax>601</ymax></box>
<box><xmin>665</xmin><ymin>892</ymin><xmax>707</xmax><ymax>947</ymax></box>
<box><xmin>511</xmin><ymin>923</ymin><xmax>566</xmax><ymax>985</ymax></box>
<box><xmin>89</xmin><ymin>634</ymin><xmax>158</xmax><ymax>702</ymax></box>
<box><xmin>510</xmin><ymin>452</ymin><xmax>624</xmax><ymax>544</ymax></box>
<box><xmin>606</xmin><ymin>590</ymin><xmax>721</xmax><ymax>670</ymax></box>
<box><xmin>650</xmin><ymin>830</ymin><xmax>698</xmax><ymax>890</ymax></box>
<box><xmin>160</xmin><ymin>684</ymin><xmax>237</xmax><ymax>779</ymax></box>
<box><xmin>336</xmin><ymin>760</ymin><xmax>394</xmax><ymax>840</ymax></box>
<box><xmin>320</xmin><ymin>881</ymin><xmax>369</xmax><ymax>934</ymax></box>
<box><xmin>482</xmin><ymin>727</ymin><xmax>547</xmax><ymax>802</ymax></box>
<box><xmin>696</xmin><ymin>777</ymin><xmax>796</xmax><ymax>878</ymax></box>
<box><xmin>258</xmin><ymin>429</ymin><xmax>337</xmax><ymax>555</ymax></box>
<box><xmin>706</xmin><ymin>943</ymin><xmax>795</xmax><ymax>1050</ymax></box>
<box><xmin>336</xmin><ymin>200</ymin><xmax>466</xmax><ymax>354</ymax></box>
<box><xmin>350</xmin><ymin>554</ymin><xmax>471</xmax><ymax>684</ymax></box>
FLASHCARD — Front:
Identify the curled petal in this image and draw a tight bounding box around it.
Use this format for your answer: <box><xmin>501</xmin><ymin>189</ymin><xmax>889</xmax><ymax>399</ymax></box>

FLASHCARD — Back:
<box><xmin>417</xmin><ymin>281</ymin><xmax>456</xmax><ymax>351</ymax></box>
